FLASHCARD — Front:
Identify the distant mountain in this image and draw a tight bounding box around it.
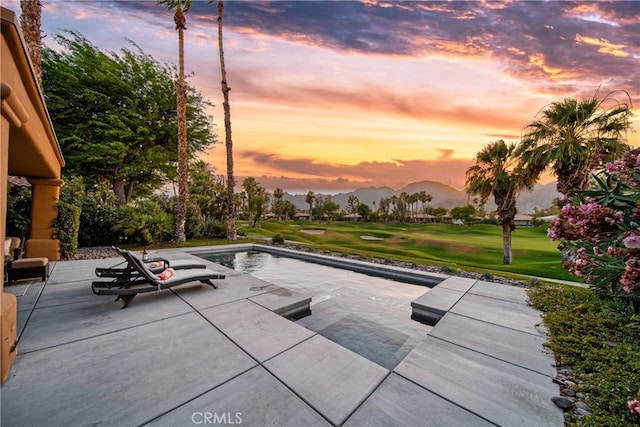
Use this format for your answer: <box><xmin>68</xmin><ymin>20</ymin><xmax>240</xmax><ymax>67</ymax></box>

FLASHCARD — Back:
<box><xmin>283</xmin><ymin>180</ymin><xmax>560</xmax><ymax>214</ymax></box>
<box><xmin>513</xmin><ymin>182</ymin><xmax>562</xmax><ymax>214</ymax></box>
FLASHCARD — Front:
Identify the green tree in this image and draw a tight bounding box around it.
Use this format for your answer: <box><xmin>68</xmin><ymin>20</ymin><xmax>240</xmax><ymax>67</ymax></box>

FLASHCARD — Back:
<box><xmin>418</xmin><ymin>191</ymin><xmax>432</xmax><ymax>214</ymax></box>
<box><xmin>247</xmin><ymin>186</ymin><xmax>269</xmax><ymax>228</ymax></box>
<box><xmin>517</xmin><ymin>93</ymin><xmax>633</xmax><ymax>196</ymax></box>
<box><xmin>242</xmin><ymin>177</ymin><xmax>259</xmax><ymax>223</ymax></box>
<box><xmin>346</xmin><ymin>195</ymin><xmax>359</xmax><ymax>220</ymax></box>
<box><xmin>42</xmin><ymin>31</ymin><xmax>215</xmax><ymax>206</ymax></box>
<box><xmin>322</xmin><ymin>196</ymin><xmax>340</xmax><ymax>221</ymax></box>
<box><xmin>157</xmin><ymin>0</ymin><xmax>192</xmax><ymax>242</ymax></box>
<box><xmin>429</xmin><ymin>207</ymin><xmax>447</xmax><ymax>218</ymax></box>
<box><xmin>357</xmin><ymin>203</ymin><xmax>372</xmax><ymax>220</ymax></box>
<box><xmin>272</xmin><ymin>200</ymin><xmax>296</xmax><ymax>221</ymax></box>
<box><xmin>450</xmin><ymin>205</ymin><xmax>477</xmax><ymax>223</ymax></box>
<box><xmin>466</xmin><ymin>140</ymin><xmax>536</xmax><ymax>264</ymax></box>
<box><xmin>305</xmin><ymin>191</ymin><xmax>315</xmax><ymax>221</ymax></box>
<box><xmin>189</xmin><ymin>160</ymin><xmax>226</xmax><ymax>220</ymax></box>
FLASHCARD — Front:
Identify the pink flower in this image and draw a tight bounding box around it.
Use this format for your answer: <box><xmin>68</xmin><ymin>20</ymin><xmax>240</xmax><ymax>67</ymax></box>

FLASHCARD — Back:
<box><xmin>623</xmin><ymin>234</ymin><xmax>640</xmax><ymax>249</ymax></box>
<box><xmin>629</xmin><ymin>399</ymin><xmax>640</xmax><ymax>415</ymax></box>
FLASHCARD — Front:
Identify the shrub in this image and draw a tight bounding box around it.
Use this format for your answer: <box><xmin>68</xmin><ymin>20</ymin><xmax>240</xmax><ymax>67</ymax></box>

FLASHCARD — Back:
<box><xmin>528</xmin><ymin>284</ymin><xmax>640</xmax><ymax>426</ymax></box>
<box><xmin>6</xmin><ymin>185</ymin><xmax>31</xmax><ymax>237</ymax></box>
<box><xmin>53</xmin><ymin>201</ymin><xmax>81</xmax><ymax>259</ymax></box>
<box><xmin>78</xmin><ymin>184</ymin><xmax>119</xmax><ymax>247</ymax></box>
<box><xmin>272</xmin><ymin>234</ymin><xmax>285</xmax><ymax>245</ymax></box>
<box><xmin>185</xmin><ymin>204</ymin><xmax>204</xmax><ymax>239</ymax></box>
<box><xmin>480</xmin><ymin>272</ymin><xmax>494</xmax><ymax>281</ymax></box>
<box><xmin>547</xmin><ymin>148</ymin><xmax>640</xmax><ymax>322</ymax></box>
<box><xmin>201</xmin><ymin>216</ymin><xmax>227</xmax><ymax>238</ymax></box>
<box><xmin>113</xmin><ymin>201</ymin><xmax>175</xmax><ymax>245</ymax></box>
<box><xmin>527</xmin><ymin>277</ymin><xmax>541</xmax><ymax>286</ymax></box>
<box><xmin>440</xmin><ymin>264</ymin><xmax>456</xmax><ymax>274</ymax></box>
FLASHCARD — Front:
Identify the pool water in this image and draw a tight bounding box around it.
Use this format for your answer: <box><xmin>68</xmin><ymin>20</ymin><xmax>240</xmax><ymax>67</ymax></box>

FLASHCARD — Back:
<box><xmin>202</xmin><ymin>251</ymin><xmax>432</xmax><ymax>370</ymax></box>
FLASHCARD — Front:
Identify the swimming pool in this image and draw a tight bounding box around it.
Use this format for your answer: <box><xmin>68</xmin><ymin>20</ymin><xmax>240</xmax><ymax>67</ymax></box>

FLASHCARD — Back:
<box><xmin>199</xmin><ymin>250</ymin><xmax>434</xmax><ymax>370</ymax></box>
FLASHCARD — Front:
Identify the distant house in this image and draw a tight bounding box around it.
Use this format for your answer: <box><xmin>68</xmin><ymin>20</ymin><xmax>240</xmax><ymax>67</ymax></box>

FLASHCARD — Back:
<box><xmin>294</xmin><ymin>211</ymin><xmax>310</xmax><ymax>220</ymax></box>
<box><xmin>538</xmin><ymin>215</ymin><xmax>559</xmax><ymax>223</ymax></box>
<box><xmin>514</xmin><ymin>214</ymin><xmax>534</xmax><ymax>227</ymax></box>
<box><xmin>412</xmin><ymin>213</ymin><xmax>436</xmax><ymax>223</ymax></box>
<box><xmin>343</xmin><ymin>213</ymin><xmax>363</xmax><ymax>222</ymax></box>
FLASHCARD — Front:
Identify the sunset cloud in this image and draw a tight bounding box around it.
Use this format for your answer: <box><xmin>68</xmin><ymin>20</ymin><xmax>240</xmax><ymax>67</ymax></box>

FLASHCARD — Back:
<box><xmin>4</xmin><ymin>0</ymin><xmax>638</xmax><ymax>194</ymax></box>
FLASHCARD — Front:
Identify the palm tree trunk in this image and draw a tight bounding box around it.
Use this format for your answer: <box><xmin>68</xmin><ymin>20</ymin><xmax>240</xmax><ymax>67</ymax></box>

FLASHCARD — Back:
<box><xmin>173</xmin><ymin>3</ymin><xmax>188</xmax><ymax>242</ymax></box>
<box><xmin>502</xmin><ymin>222</ymin><xmax>513</xmax><ymax>265</ymax></box>
<box><xmin>217</xmin><ymin>0</ymin><xmax>236</xmax><ymax>240</ymax></box>
<box><xmin>20</xmin><ymin>0</ymin><xmax>42</xmax><ymax>87</ymax></box>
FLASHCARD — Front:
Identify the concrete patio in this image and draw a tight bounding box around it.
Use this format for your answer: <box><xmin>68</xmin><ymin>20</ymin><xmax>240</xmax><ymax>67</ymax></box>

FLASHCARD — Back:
<box><xmin>1</xmin><ymin>247</ymin><xmax>563</xmax><ymax>426</ymax></box>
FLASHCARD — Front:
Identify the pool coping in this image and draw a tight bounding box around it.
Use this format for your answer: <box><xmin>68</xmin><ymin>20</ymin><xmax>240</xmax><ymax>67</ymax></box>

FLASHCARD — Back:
<box><xmin>186</xmin><ymin>243</ymin><xmax>448</xmax><ymax>287</ymax></box>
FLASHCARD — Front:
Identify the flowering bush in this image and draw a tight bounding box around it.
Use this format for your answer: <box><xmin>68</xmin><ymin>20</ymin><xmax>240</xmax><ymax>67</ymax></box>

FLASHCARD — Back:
<box><xmin>630</xmin><ymin>390</ymin><xmax>640</xmax><ymax>416</ymax></box>
<box><xmin>548</xmin><ymin>148</ymin><xmax>640</xmax><ymax>318</ymax></box>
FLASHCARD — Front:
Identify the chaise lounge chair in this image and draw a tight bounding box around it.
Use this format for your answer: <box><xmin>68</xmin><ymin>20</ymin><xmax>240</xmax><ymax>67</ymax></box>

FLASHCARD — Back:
<box><xmin>92</xmin><ymin>249</ymin><xmax>225</xmax><ymax>308</ymax></box>
<box><xmin>95</xmin><ymin>246</ymin><xmax>207</xmax><ymax>280</ymax></box>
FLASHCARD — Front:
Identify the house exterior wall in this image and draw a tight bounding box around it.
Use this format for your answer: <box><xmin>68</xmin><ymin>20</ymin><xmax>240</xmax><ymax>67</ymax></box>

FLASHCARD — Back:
<box><xmin>1</xmin><ymin>6</ymin><xmax>65</xmax><ymax>382</ymax></box>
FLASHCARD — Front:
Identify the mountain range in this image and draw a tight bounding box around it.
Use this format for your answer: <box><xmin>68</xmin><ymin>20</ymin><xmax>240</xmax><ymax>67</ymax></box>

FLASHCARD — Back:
<box><xmin>283</xmin><ymin>180</ymin><xmax>561</xmax><ymax>214</ymax></box>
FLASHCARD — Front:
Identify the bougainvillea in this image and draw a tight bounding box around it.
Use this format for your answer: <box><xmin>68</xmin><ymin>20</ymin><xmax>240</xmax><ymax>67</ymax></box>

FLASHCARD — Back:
<box><xmin>548</xmin><ymin>148</ymin><xmax>640</xmax><ymax>304</ymax></box>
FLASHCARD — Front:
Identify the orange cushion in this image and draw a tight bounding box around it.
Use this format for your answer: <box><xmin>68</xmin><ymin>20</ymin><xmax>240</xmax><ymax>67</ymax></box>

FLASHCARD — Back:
<box><xmin>157</xmin><ymin>268</ymin><xmax>175</xmax><ymax>281</ymax></box>
<box><xmin>10</xmin><ymin>257</ymin><xmax>49</xmax><ymax>268</ymax></box>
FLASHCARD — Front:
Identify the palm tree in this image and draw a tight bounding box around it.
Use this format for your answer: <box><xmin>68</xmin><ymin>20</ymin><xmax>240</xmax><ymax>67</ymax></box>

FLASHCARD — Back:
<box><xmin>241</xmin><ymin>177</ymin><xmax>257</xmax><ymax>219</ymax></box>
<box><xmin>20</xmin><ymin>0</ymin><xmax>43</xmax><ymax>87</ymax></box>
<box><xmin>466</xmin><ymin>140</ymin><xmax>536</xmax><ymax>264</ymax></box>
<box><xmin>305</xmin><ymin>191</ymin><xmax>315</xmax><ymax>221</ymax></box>
<box><xmin>157</xmin><ymin>0</ymin><xmax>191</xmax><ymax>242</ymax></box>
<box><xmin>210</xmin><ymin>0</ymin><xmax>237</xmax><ymax>240</ymax></box>
<box><xmin>517</xmin><ymin>93</ymin><xmax>632</xmax><ymax>196</ymax></box>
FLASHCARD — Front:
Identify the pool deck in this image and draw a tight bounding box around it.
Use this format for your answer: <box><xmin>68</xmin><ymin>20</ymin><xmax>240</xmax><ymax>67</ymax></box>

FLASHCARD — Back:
<box><xmin>1</xmin><ymin>246</ymin><xmax>563</xmax><ymax>426</ymax></box>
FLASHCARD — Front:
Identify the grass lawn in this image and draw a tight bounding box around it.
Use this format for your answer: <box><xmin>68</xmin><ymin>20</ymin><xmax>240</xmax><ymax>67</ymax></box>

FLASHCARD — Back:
<box><xmin>234</xmin><ymin>220</ymin><xmax>574</xmax><ymax>282</ymax></box>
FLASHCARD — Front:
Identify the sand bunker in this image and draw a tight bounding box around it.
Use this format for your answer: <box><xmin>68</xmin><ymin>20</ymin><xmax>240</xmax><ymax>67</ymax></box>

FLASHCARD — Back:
<box><xmin>301</xmin><ymin>229</ymin><xmax>326</xmax><ymax>235</ymax></box>
<box><xmin>360</xmin><ymin>235</ymin><xmax>384</xmax><ymax>241</ymax></box>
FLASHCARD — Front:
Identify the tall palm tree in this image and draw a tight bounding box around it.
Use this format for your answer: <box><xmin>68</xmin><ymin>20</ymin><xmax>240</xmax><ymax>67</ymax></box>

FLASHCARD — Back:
<box><xmin>210</xmin><ymin>0</ymin><xmax>237</xmax><ymax>240</ymax></box>
<box><xmin>305</xmin><ymin>191</ymin><xmax>315</xmax><ymax>221</ymax></box>
<box><xmin>517</xmin><ymin>93</ymin><xmax>632</xmax><ymax>196</ymax></box>
<box><xmin>158</xmin><ymin>0</ymin><xmax>191</xmax><ymax>242</ymax></box>
<box><xmin>273</xmin><ymin>188</ymin><xmax>284</xmax><ymax>202</ymax></box>
<box><xmin>20</xmin><ymin>0</ymin><xmax>43</xmax><ymax>87</ymax></box>
<box><xmin>466</xmin><ymin>140</ymin><xmax>536</xmax><ymax>264</ymax></box>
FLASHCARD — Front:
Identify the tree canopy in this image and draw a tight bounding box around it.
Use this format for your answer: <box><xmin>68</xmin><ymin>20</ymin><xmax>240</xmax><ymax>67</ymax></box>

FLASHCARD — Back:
<box><xmin>517</xmin><ymin>93</ymin><xmax>632</xmax><ymax>196</ymax></box>
<box><xmin>42</xmin><ymin>31</ymin><xmax>217</xmax><ymax>205</ymax></box>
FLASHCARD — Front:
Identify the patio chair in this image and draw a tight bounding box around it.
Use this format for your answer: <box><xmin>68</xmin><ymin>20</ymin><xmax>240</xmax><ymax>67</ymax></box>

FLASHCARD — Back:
<box><xmin>5</xmin><ymin>237</ymin><xmax>50</xmax><ymax>286</ymax></box>
<box><xmin>92</xmin><ymin>250</ymin><xmax>225</xmax><ymax>308</ymax></box>
<box><xmin>94</xmin><ymin>246</ymin><xmax>206</xmax><ymax>280</ymax></box>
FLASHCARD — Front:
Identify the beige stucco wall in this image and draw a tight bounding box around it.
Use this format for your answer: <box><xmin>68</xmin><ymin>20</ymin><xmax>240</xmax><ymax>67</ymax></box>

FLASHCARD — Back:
<box><xmin>1</xmin><ymin>6</ymin><xmax>65</xmax><ymax>382</ymax></box>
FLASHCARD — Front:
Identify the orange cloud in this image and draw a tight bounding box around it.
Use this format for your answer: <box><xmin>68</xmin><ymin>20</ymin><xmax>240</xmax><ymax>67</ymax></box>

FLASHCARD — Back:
<box><xmin>575</xmin><ymin>34</ymin><xmax>629</xmax><ymax>57</ymax></box>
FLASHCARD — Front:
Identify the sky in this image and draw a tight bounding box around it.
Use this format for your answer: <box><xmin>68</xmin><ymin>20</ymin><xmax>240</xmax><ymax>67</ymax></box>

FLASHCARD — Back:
<box><xmin>4</xmin><ymin>0</ymin><xmax>639</xmax><ymax>193</ymax></box>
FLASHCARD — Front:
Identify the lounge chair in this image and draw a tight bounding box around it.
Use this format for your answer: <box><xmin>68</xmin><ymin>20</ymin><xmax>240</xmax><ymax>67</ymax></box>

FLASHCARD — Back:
<box><xmin>92</xmin><ymin>250</ymin><xmax>225</xmax><ymax>308</ymax></box>
<box><xmin>95</xmin><ymin>246</ymin><xmax>206</xmax><ymax>280</ymax></box>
